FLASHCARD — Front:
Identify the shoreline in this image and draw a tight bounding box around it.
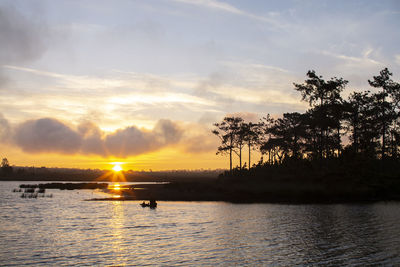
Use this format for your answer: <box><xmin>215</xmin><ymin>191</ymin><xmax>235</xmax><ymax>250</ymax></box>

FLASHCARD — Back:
<box><xmin>86</xmin><ymin>196</ymin><xmax>398</xmax><ymax>205</ymax></box>
<box><xmin>14</xmin><ymin>181</ymin><xmax>400</xmax><ymax>204</ymax></box>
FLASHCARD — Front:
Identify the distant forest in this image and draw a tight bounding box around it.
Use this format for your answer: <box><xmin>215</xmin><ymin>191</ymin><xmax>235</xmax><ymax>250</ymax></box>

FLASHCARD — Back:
<box><xmin>0</xmin><ymin>157</ymin><xmax>221</xmax><ymax>181</ymax></box>
<box><xmin>213</xmin><ymin>68</ymin><xmax>400</xmax><ymax>179</ymax></box>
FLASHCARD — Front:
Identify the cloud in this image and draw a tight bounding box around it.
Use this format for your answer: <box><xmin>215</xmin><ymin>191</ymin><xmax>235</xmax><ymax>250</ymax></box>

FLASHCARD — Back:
<box><xmin>193</xmin><ymin>62</ymin><xmax>304</xmax><ymax>113</ymax></box>
<box><xmin>153</xmin><ymin>119</ymin><xmax>183</xmax><ymax>144</ymax></box>
<box><xmin>320</xmin><ymin>50</ymin><xmax>384</xmax><ymax>67</ymax></box>
<box><xmin>14</xmin><ymin>118</ymin><xmax>82</xmax><ymax>154</ymax></box>
<box><xmin>172</xmin><ymin>0</ymin><xmax>286</xmax><ymax>29</ymax></box>
<box><xmin>78</xmin><ymin>121</ymin><xmax>107</xmax><ymax>156</ymax></box>
<box><xmin>104</xmin><ymin>119</ymin><xmax>183</xmax><ymax>157</ymax></box>
<box><xmin>0</xmin><ymin>4</ymin><xmax>48</xmax><ymax>86</ymax></box>
<box><xmin>395</xmin><ymin>55</ymin><xmax>400</xmax><ymax>66</ymax></box>
<box><xmin>1</xmin><ymin>65</ymin><xmax>217</xmax><ymax>128</ymax></box>
<box><xmin>2</xmin><ymin>60</ymin><xmax>305</xmax><ymax>131</ymax></box>
<box><xmin>182</xmin><ymin>134</ymin><xmax>219</xmax><ymax>154</ymax></box>
<box><xmin>178</xmin><ymin>122</ymin><xmax>219</xmax><ymax>154</ymax></box>
<box><xmin>0</xmin><ymin>113</ymin><xmax>11</xmax><ymax>141</ymax></box>
<box><xmin>105</xmin><ymin>126</ymin><xmax>157</xmax><ymax>157</ymax></box>
<box><xmin>8</xmin><ymin>116</ymin><xmax>213</xmax><ymax>157</ymax></box>
<box><xmin>174</xmin><ymin>0</ymin><xmax>243</xmax><ymax>14</ymax></box>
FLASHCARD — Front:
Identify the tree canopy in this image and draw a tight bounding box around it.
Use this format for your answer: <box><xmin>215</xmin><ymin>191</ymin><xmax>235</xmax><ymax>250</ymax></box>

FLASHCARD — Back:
<box><xmin>213</xmin><ymin>68</ymin><xmax>400</xmax><ymax>172</ymax></box>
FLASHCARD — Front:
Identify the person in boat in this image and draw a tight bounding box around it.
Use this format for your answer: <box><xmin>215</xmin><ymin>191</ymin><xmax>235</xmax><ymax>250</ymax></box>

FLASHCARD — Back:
<box><xmin>149</xmin><ymin>199</ymin><xmax>157</xmax><ymax>207</ymax></box>
<box><xmin>140</xmin><ymin>200</ymin><xmax>157</xmax><ymax>207</ymax></box>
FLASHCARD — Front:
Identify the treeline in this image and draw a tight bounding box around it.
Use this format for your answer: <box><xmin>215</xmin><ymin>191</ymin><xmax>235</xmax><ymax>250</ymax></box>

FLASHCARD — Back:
<box><xmin>1</xmin><ymin>160</ymin><xmax>221</xmax><ymax>181</ymax></box>
<box><xmin>0</xmin><ymin>164</ymin><xmax>104</xmax><ymax>181</ymax></box>
<box><xmin>213</xmin><ymin>68</ymin><xmax>400</xmax><ymax>174</ymax></box>
<box><xmin>0</xmin><ymin>158</ymin><xmax>13</xmax><ymax>177</ymax></box>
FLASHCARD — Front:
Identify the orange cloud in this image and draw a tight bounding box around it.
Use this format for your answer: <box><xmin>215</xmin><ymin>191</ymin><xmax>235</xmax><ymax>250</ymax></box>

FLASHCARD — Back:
<box><xmin>6</xmin><ymin>115</ymin><xmax>215</xmax><ymax>158</ymax></box>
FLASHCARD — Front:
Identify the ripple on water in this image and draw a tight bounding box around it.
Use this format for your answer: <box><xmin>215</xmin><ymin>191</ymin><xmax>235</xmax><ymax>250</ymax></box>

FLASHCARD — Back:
<box><xmin>1</xmin><ymin>182</ymin><xmax>400</xmax><ymax>265</ymax></box>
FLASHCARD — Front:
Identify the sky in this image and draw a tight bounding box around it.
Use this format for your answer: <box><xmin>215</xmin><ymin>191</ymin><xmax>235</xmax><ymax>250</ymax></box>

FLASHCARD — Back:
<box><xmin>0</xmin><ymin>0</ymin><xmax>399</xmax><ymax>170</ymax></box>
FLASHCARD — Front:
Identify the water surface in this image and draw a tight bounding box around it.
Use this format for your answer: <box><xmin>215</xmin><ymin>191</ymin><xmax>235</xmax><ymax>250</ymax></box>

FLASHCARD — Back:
<box><xmin>1</xmin><ymin>181</ymin><xmax>399</xmax><ymax>266</ymax></box>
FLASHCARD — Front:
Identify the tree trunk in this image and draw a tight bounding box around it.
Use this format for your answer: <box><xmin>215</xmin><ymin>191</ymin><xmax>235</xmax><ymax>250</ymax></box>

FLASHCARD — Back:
<box><xmin>229</xmin><ymin>148</ymin><xmax>232</xmax><ymax>173</ymax></box>
<box><xmin>268</xmin><ymin>150</ymin><xmax>271</xmax><ymax>164</ymax></box>
<box><xmin>337</xmin><ymin>127</ymin><xmax>341</xmax><ymax>157</ymax></box>
<box><xmin>319</xmin><ymin>129</ymin><xmax>324</xmax><ymax>159</ymax></box>
<box><xmin>382</xmin><ymin>92</ymin><xmax>386</xmax><ymax>159</ymax></box>
<box><xmin>248</xmin><ymin>141</ymin><xmax>251</xmax><ymax>169</ymax></box>
<box><xmin>382</xmin><ymin>122</ymin><xmax>386</xmax><ymax>159</ymax></box>
<box><xmin>353</xmin><ymin>117</ymin><xmax>359</xmax><ymax>153</ymax></box>
<box><xmin>391</xmin><ymin>131</ymin><xmax>394</xmax><ymax>158</ymax></box>
<box><xmin>229</xmin><ymin>135</ymin><xmax>233</xmax><ymax>173</ymax></box>
<box><xmin>239</xmin><ymin>145</ymin><xmax>242</xmax><ymax>170</ymax></box>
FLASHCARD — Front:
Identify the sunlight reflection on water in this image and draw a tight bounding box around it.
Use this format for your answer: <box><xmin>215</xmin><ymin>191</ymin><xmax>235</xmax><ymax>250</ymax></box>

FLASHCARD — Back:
<box><xmin>1</xmin><ymin>181</ymin><xmax>400</xmax><ymax>266</ymax></box>
<box><xmin>110</xmin><ymin>201</ymin><xmax>126</xmax><ymax>266</ymax></box>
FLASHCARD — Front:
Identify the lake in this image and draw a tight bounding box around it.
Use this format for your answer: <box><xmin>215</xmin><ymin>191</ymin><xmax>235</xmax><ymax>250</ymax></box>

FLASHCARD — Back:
<box><xmin>1</xmin><ymin>181</ymin><xmax>400</xmax><ymax>266</ymax></box>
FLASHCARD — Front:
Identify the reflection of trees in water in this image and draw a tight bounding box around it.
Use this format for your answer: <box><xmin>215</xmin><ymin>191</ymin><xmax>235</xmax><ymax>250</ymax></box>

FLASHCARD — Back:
<box><xmin>208</xmin><ymin>204</ymin><xmax>283</xmax><ymax>264</ymax></box>
<box><xmin>285</xmin><ymin>205</ymin><xmax>396</xmax><ymax>265</ymax></box>
<box><xmin>209</xmin><ymin>204</ymin><xmax>400</xmax><ymax>265</ymax></box>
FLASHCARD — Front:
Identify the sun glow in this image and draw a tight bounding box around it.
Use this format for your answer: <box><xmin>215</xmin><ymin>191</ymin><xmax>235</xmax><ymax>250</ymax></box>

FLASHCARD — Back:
<box><xmin>112</xmin><ymin>163</ymin><xmax>123</xmax><ymax>172</ymax></box>
<box><xmin>95</xmin><ymin>162</ymin><xmax>127</xmax><ymax>183</ymax></box>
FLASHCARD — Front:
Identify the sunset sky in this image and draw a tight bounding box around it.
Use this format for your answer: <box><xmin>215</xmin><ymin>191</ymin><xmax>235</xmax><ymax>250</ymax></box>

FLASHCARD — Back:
<box><xmin>0</xmin><ymin>0</ymin><xmax>399</xmax><ymax>170</ymax></box>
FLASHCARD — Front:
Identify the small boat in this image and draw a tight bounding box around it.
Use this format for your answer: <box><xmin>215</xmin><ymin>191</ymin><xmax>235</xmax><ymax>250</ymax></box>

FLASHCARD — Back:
<box><xmin>140</xmin><ymin>200</ymin><xmax>157</xmax><ymax>208</ymax></box>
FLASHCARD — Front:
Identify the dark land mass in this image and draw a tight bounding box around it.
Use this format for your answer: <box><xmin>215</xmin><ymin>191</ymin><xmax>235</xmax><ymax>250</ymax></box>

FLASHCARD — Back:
<box><xmin>19</xmin><ymin>182</ymin><xmax>109</xmax><ymax>190</ymax></box>
<box><xmin>23</xmin><ymin>177</ymin><xmax>400</xmax><ymax>204</ymax></box>
<box><xmin>0</xmin><ymin>166</ymin><xmax>220</xmax><ymax>183</ymax></box>
<box><xmin>15</xmin><ymin>158</ymin><xmax>400</xmax><ymax>204</ymax></box>
<box><xmin>89</xmin><ymin>175</ymin><xmax>400</xmax><ymax>204</ymax></box>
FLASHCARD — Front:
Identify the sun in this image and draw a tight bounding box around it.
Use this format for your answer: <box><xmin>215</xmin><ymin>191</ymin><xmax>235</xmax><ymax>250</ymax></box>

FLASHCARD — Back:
<box><xmin>96</xmin><ymin>162</ymin><xmax>127</xmax><ymax>183</ymax></box>
<box><xmin>112</xmin><ymin>163</ymin><xmax>123</xmax><ymax>172</ymax></box>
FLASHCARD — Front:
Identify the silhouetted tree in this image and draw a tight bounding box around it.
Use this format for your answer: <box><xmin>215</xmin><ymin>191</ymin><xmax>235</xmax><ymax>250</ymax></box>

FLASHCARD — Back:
<box><xmin>258</xmin><ymin>114</ymin><xmax>275</xmax><ymax>164</ymax></box>
<box><xmin>241</xmin><ymin>122</ymin><xmax>260</xmax><ymax>168</ymax></box>
<box><xmin>212</xmin><ymin>117</ymin><xmax>243</xmax><ymax>173</ymax></box>
<box><xmin>389</xmin><ymin>119</ymin><xmax>400</xmax><ymax>159</ymax></box>
<box><xmin>1</xmin><ymin>158</ymin><xmax>9</xmax><ymax>168</ymax></box>
<box><xmin>368</xmin><ymin>68</ymin><xmax>400</xmax><ymax>158</ymax></box>
<box><xmin>234</xmin><ymin>122</ymin><xmax>247</xmax><ymax>170</ymax></box>
<box><xmin>294</xmin><ymin>70</ymin><xmax>347</xmax><ymax>159</ymax></box>
<box><xmin>212</xmin><ymin>68</ymin><xmax>400</xmax><ymax>179</ymax></box>
<box><xmin>259</xmin><ymin>112</ymin><xmax>307</xmax><ymax>161</ymax></box>
<box><xmin>261</xmin><ymin>137</ymin><xmax>286</xmax><ymax>164</ymax></box>
<box><xmin>344</xmin><ymin>91</ymin><xmax>379</xmax><ymax>157</ymax></box>
<box><xmin>278</xmin><ymin>112</ymin><xmax>306</xmax><ymax>158</ymax></box>
<box><xmin>294</xmin><ymin>70</ymin><xmax>347</xmax><ymax>107</ymax></box>
<box><xmin>1</xmin><ymin>158</ymin><xmax>13</xmax><ymax>176</ymax></box>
